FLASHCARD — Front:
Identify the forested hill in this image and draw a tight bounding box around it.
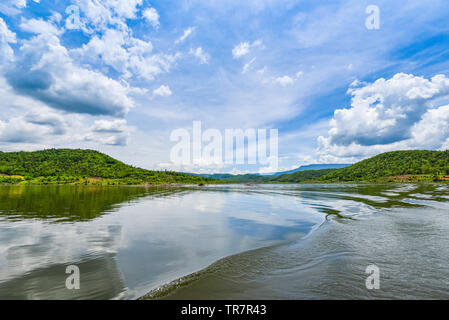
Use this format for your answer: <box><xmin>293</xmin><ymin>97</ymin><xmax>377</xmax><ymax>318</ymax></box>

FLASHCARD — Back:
<box><xmin>320</xmin><ymin>150</ymin><xmax>449</xmax><ymax>182</ymax></box>
<box><xmin>0</xmin><ymin>149</ymin><xmax>217</xmax><ymax>185</ymax></box>
<box><xmin>269</xmin><ymin>169</ymin><xmax>338</xmax><ymax>183</ymax></box>
<box><xmin>268</xmin><ymin>150</ymin><xmax>449</xmax><ymax>183</ymax></box>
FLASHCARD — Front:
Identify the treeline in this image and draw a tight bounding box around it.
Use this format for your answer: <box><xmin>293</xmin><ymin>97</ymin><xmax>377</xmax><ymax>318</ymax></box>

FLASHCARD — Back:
<box><xmin>320</xmin><ymin>150</ymin><xmax>449</xmax><ymax>182</ymax></box>
<box><xmin>0</xmin><ymin>149</ymin><xmax>217</xmax><ymax>185</ymax></box>
<box><xmin>270</xmin><ymin>169</ymin><xmax>337</xmax><ymax>183</ymax></box>
<box><xmin>1</xmin><ymin>149</ymin><xmax>448</xmax><ymax>185</ymax></box>
<box><xmin>208</xmin><ymin>150</ymin><xmax>449</xmax><ymax>183</ymax></box>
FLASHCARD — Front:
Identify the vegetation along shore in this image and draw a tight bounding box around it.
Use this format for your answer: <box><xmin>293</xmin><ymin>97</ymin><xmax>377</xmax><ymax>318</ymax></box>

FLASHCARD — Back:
<box><xmin>0</xmin><ymin>149</ymin><xmax>448</xmax><ymax>185</ymax></box>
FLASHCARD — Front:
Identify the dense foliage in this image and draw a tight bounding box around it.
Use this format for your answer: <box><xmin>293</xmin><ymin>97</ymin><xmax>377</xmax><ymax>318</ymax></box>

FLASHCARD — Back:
<box><xmin>270</xmin><ymin>169</ymin><xmax>337</xmax><ymax>183</ymax></box>
<box><xmin>197</xmin><ymin>170</ymin><xmax>337</xmax><ymax>183</ymax></box>
<box><xmin>1</xmin><ymin>149</ymin><xmax>448</xmax><ymax>185</ymax></box>
<box><xmin>0</xmin><ymin>149</ymin><xmax>217</xmax><ymax>185</ymax></box>
<box><xmin>320</xmin><ymin>150</ymin><xmax>449</xmax><ymax>182</ymax></box>
<box><xmin>254</xmin><ymin>150</ymin><xmax>449</xmax><ymax>183</ymax></box>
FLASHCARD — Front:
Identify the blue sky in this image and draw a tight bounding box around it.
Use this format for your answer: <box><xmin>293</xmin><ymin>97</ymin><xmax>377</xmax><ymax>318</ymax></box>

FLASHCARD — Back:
<box><xmin>1</xmin><ymin>0</ymin><xmax>449</xmax><ymax>173</ymax></box>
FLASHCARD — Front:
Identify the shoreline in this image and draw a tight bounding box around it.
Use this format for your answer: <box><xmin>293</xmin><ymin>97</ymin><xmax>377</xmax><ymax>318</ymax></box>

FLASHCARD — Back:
<box><xmin>2</xmin><ymin>179</ymin><xmax>447</xmax><ymax>186</ymax></box>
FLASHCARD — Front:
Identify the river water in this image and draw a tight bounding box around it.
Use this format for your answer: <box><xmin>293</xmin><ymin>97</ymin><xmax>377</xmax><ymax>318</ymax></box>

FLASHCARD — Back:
<box><xmin>0</xmin><ymin>184</ymin><xmax>448</xmax><ymax>299</ymax></box>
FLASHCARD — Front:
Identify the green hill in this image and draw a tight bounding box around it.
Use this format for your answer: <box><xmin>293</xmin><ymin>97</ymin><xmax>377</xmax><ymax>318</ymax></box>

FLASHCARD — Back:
<box><xmin>2</xmin><ymin>149</ymin><xmax>447</xmax><ymax>185</ymax></box>
<box><xmin>320</xmin><ymin>150</ymin><xmax>449</xmax><ymax>182</ymax></box>
<box><xmin>270</xmin><ymin>169</ymin><xmax>338</xmax><ymax>183</ymax></box>
<box><xmin>0</xmin><ymin>149</ymin><xmax>217</xmax><ymax>185</ymax></box>
<box><xmin>264</xmin><ymin>150</ymin><xmax>449</xmax><ymax>183</ymax></box>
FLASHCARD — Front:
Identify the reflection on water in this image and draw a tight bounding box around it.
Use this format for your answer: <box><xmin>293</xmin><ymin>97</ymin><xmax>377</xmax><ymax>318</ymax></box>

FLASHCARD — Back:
<box><xmin>0</xmin><ymin>185</ymin><xmax>179</xmax><ymax>222</ymax></box>
<box><xmin>0</xmin><ymin>185</ymin><xmax>323</xmax><ymax>299</ymax></box>
<box><xmin>0</xmin><ymin>253</ymin><xmax>125</xmax><ymax>300</ymax></box>
<box><xmin>1</xmin><ymin>183</ymin><xmax>449</xmax><ymax>299</ymax></box>
<box><xmin>150</xmin><ymin>184</ymin><xmax>449</xmax><ymax>300</ymax></box>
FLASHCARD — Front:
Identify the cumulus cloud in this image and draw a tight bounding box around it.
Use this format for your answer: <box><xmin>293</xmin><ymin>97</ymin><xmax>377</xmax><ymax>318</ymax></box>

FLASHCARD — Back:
<box><xmin>273</xmin><ymin>72</ymin><xmax>302</xmax><ymax>86</ymax></box>
<box><xmin>232</xmin><ymin>42</ymin><xmax>250</xmax><ymax>58</ymax></box>
<box><xmin>20</xmin><ymin>18</ymin><xmax>62</xmax><ymax>35</ymax></box>
<box><xmin>16</xmin><ymin>0</ymin><xmax>39</xmax><ymax>8</ymax></box>
<box><xmin>318</xmin><ymin>73</ymin><xmax>449</xmax><ymax>160</ymax></box>
<box><xmin>0</xmin><ymin>117</ymin><xmax>43</xmax><ymax>143</ymax></box>
<box><xmin>85</xmin><ymin>119</ymin><xmax>131</xmax><ymax>146</ymax></box>
<box><xmin>274</xmin><ymin>75</ymin><xmax>295</xmax><ymax>86</ymax></box>
<box><xmin>189</xmin><ymin>47</ymin><xmax>209</xmax><ymax>64</ymax></box>
<box><xmin>73</xmin><ymin>28</ymin><xmax>177</xmax><ymax>81</ymax></box>
<box><xmin>153</xmin><ymin>85</ymin><xmax>172</xmax><ymax>97</ymax></box>
<box><xmin>0</xmin><ymin>106</ymin><xmax>72</xmax><ymax>143</ymax></box>
<box><xmin>82</xmin><ymin>119</ymin><xmax>132</xmax><ymax>146</ymax></box>
<box><xmin>5</xmin><ymin>32</ymin><xmax>135</xmax><ymax>117</ymax></box>
<box><xmin>0</xmin><ymin>18</ymin><xmax>16</xmax><ymax>64</ymax></box>
<box><xmin>0</xmin><ymin>18</ymin><xmax>16</xmax><ymax>42</ymax></box>
<box><xmin>0</xmin><ymin>0</ymin><xmax>40</xmax><ymax>15</ymax></box>
<box><xmin>232</xmin><ymin>39</ymin><xmax>262</xmax><ymax>58</ymax></box>
<box><xmin>92</xmin><ymin>119</ymin><xmax>128</xmax><ymax>133</ymax></box>
<box><xmin>0</xmin><ymin>3</ymin><xmax>177</xmax><ymax>152</ymax></box>
<box><xmin>175</xmin><ymin>26</ymin><xmax>195</xmax><ymax>44</ymax></box>
<box><xmin>24</xmin><ymin>112</ymin><xmax>68</xmax><ymax>135</ymax></box>
<box><xmin>71</xmin><ymin>0</ymin><xmax>143</xmax><ymax>32</ymax></box>
<box><xmin>143</xmin><ymin>7</ymin><xmax>160</xmax><ymax>28</ymax></box>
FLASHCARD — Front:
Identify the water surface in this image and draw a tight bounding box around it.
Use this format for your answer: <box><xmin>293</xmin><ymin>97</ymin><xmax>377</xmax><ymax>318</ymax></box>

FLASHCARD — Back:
<box><xmin>1</xmin><ymin>184</ymin><xmax>448</xmax><ymax>299</ymax></box>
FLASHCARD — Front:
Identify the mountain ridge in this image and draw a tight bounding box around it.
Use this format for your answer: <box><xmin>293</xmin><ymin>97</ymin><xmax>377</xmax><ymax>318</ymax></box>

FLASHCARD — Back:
<box><xmin>194</xmin><ymin>163</ymin><xmax>351</xmax><ymax>180</ymax></box>
<box><xmin>1</xmin><ymin>149</ymin><xmax>448</xmax><ymax>185</ymax></box>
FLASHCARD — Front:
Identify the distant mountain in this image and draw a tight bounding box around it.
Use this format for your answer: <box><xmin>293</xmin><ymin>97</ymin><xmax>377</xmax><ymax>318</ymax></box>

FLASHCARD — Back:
<box><xmin>194</xmin><ymin>163</ymin><xmax>351</xmax><ymax>181</ymax></box>
<box><xmin>266</xmin><ymin>163</ymin><xmax>351</xmax><ymax>176</ymax></box>
<box><xmin>191</xmin><ymin>173</ymin><xmax>236</xmax><ymax>180</ymax></box>
<box><xmin>0</xmin><ymin>149</ymin><xmax>218</xmax><ymax>185</ymax></box>
<box><xmin>269</xmin><ymin>169</ymin><xmax>338</xmax><ymax>183</ymax></box>
<box><xmin>192</xmin><ymin>173</ymin><xmax>267</xmax><ymax>183</ymax></box>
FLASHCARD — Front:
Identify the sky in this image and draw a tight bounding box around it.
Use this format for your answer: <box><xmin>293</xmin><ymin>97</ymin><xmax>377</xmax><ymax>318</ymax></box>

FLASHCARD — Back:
<box><xmin>1</xmin><ymin>0</ymin><xmax>449</xmax><ymax>174</ymax></box>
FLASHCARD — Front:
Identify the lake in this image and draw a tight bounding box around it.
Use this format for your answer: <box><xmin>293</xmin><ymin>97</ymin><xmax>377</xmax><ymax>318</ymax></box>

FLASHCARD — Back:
<box><xmin>0</xmin><ymin>184</ymin><xmax>448</xmax><ymax>299</ymax></box>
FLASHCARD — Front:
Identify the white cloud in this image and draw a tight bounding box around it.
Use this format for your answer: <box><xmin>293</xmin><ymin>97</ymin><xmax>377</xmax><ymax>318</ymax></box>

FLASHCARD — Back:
<box><xmin>0</xmin><ymin>116</ymin><xmax>48</xmax><ymax>143</ymax></box>
<box><xmin>143</xmin><ymin>7</ymin><xmax>160</xmax><ymax>28</ymax></box>
<box><xmin>409</xmin><ymin>104</ymin><xmax>449</xmax><ymax>150</ymax></box>
<box><xmin>14</xmin><ymin>0</ymin><xmax>27</xmax><ymax>8</ymax></box>
<box><xmin>175</xmin><ymin>26</ymin><xmax>195</xmax><ymax>44</ymax></box>
<box><xmin>189</xmin><ymin>47</ymin><xmax>209</xmax><ymax>64</ymax></box>
<box><xmin>6</xmin><ymin>33</ymin><xmax>135</xmax><ymax>117</ymax></box>
<box><xmin>274</xmin><ymin>75</ymin><xmax>295</xmax><ymax>86</ymax></box>
<box><xmin>257</xmin><ymin>67</ymin><xmax>267</xmax><ymax>75</ymax></box>
<box><xmin>153</xmin><ymin>85</ymin><xmax>172</xmax><ymax>97</ymax></box>
<box><xmin>107</xmin><ymin>0</ymin><xmax>142</xmax><ymax>19</ymax></box>
<box><xmin>20</xmin><ymin>18</ymin><xmax>63</xmax><ymax>35</ymax></box>
<box><xmin>0</xmin><ymin>81</ymin><xmax>80</xmax><ymax>145</ymax></box>
<box><xmin>73</xmin><ymin>29</ymin><xmax>177</xmax><ymax>81</ymax></box>
<box><xmin>71</xmin><ymin>0</ymin><xmax>143</xmax><ymax>33</ymax></box>
<box><xmin>232</xmin><ymin>42</ymin><xmax>250</xmax><ymax>58</ymax></box>
<box><xmin>318</xmin><ymin>73</ymin><xmax>449</xmax><ymax>160</ymax></box>
<box><xmin>92</xmin><ymin>119</ymin><xmax>128</xmax><ymax>133</ymax></box>
<box><xmin>242</xmin><ymin>57</ymin><xmax>256</xmax><ymax>74</ymax></box>
<box><xmin>0</xmin><ymin>18</ymin><xmax>16</xmax><ymax>43</ymax></box>
<box><xmin>85</xmin><ymin>119</ymin><xmax>131</xmax><ymax>146</ymax></box>
<box><xmin>24</xmin><ymin>112</ymin><xmax>68</xmax><ymax>135</ymax></box>
<box><xmin>232</xmin><ymin>39</ymin><xmax>262</xmax><ymax>58</ymax></box>
<box><xmin>0</xmin><ymin>76</ymin><xmax>131</xmax><ymax>148</ymax></box>
<box><xmin>0</xmin><ymin>18</ymin><xmax>16</xmax><ymax>64</ymax></box>
<box><xmin>10</xmin><ymin>0</ymin><xmax>40</xmax><ymax>10</ymax></box>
